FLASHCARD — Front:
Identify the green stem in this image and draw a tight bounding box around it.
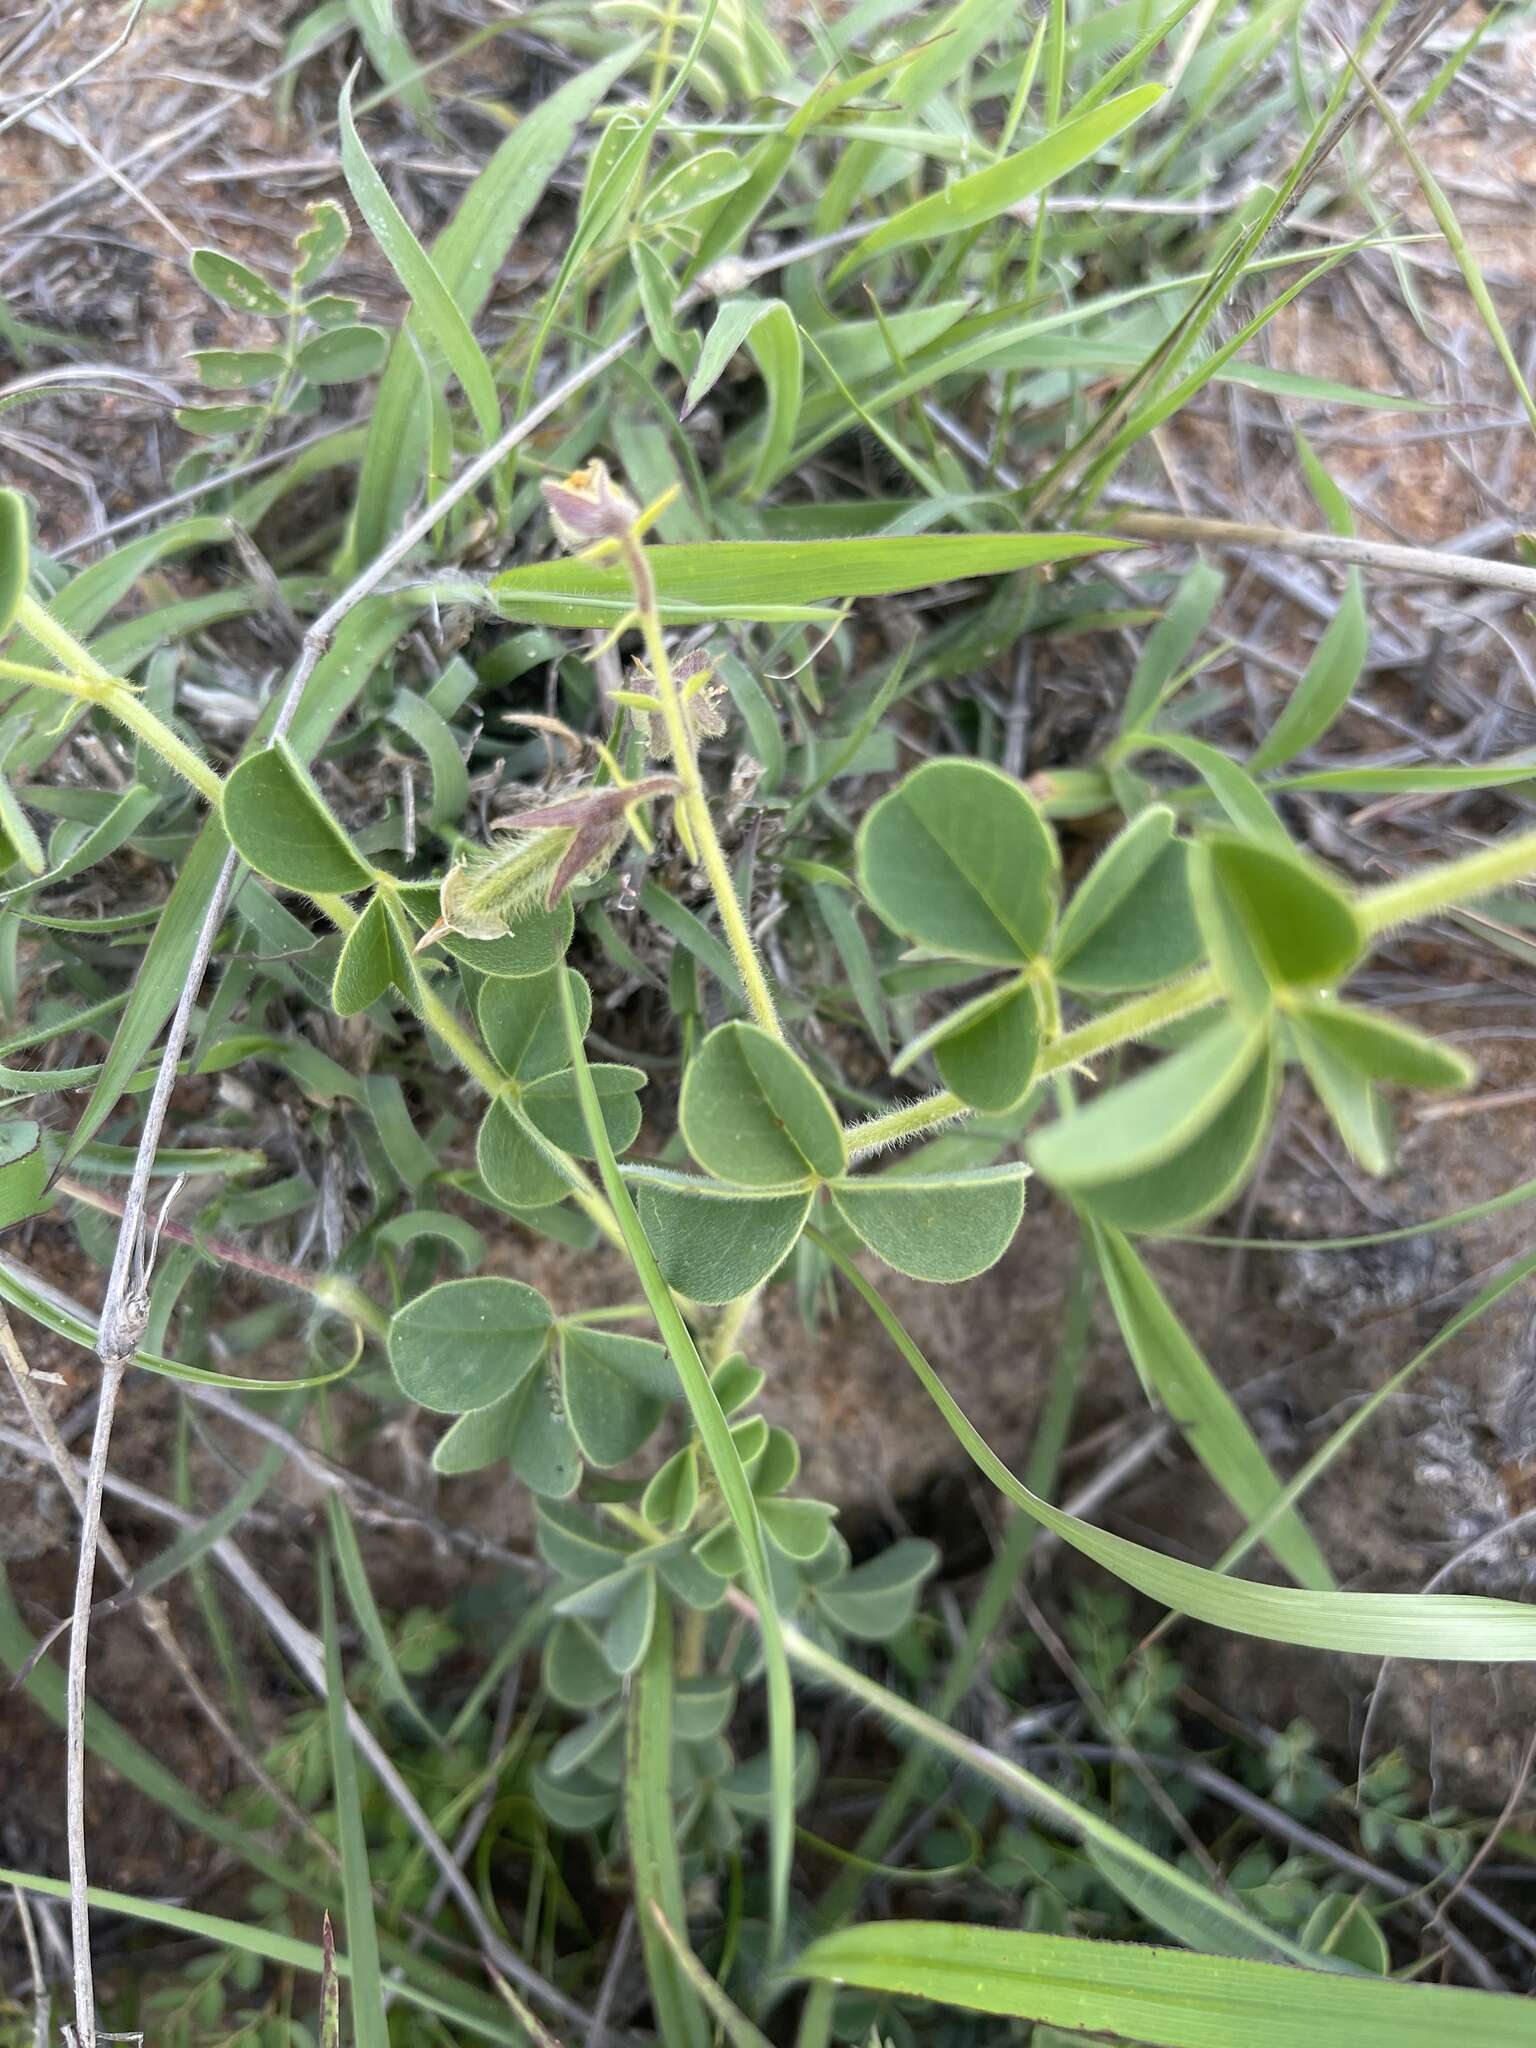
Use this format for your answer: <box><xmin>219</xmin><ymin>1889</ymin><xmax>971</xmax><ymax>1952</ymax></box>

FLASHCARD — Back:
<box><xmin>620</xmin><ymin>534</ymin><xmax>783</xmax><ymax>1040</ymax></box>
<box><xmin>556</xmin><ymin>968</ymin><xmax>797</xmax><ymax>1962</ymax></box>
<box><xmin>6</xmin><ymin>599</ymin><xmax>224</xmax><ymax>807</ymax></box>
<box><xmin>1358</xmin><ymin>825</ymin><xmax>1536</xmax><ymax>936</ymax></box>
<box><xmin>847</xmin><ymin>968</ymin><xmax>1222</xmax><ymax>1157</ymax></box>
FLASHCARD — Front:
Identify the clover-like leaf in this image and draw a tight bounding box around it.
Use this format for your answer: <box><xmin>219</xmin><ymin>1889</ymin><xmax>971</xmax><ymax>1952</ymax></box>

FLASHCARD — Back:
<box><xmin>537</xmin><ymin>1499</ymin><xmax>634</xmax><ymax>1583</ymax></box>
<box><xmin>223</xmin><ymin>739</ymin><xmax>373</xmax><ymax>895</ymax></box>
<box><xmin>477</xmin><ymin>966</ymin><xmax>590</xmax><ymax>1081</ymax></box>
<box><xmin>431</xmin><ymin>1389</ymin><xmax>522</xmax><ymax>1475</ymax></box>
<box><xmin>628</xmin><ymin>1166</ymin><xmax>812</xmax><ymax>1302</ymax></box>
<box><xmin>830</xmin><ymin>1162</ymin><xmax>1028</xmax><ymax>1283</ymax></box>
<box><xmin>1032</xmin><ymin>1018</ymin><xmax>1279</xmax><ymax>1234</ymax></box>
<box><xmin>602</xmin><ymin>1567</ymin><xmax>657</xmax><ymax>1676</ymax></box>
<box><xmin>681</xmin><ymin>1021</ymin><xmax>845</xmax><ymax>1186</ymax></box>
<box><xmin>895</xmin><ymin>975</ymin><xmax>1046</xmax><ymax>1115</ymax></box>
<box><xmin>673</xmin><ymin>1676</ymin><xmax>737</xmax><ymax>1740</ymax></box>
<box><xmin>477</xmin><ymin>1098</ymin><xmax>569</xmax><ymax>1210</ymax></box>
<box><xmin>1289</xmin><ymin>999</ymin><xmax>1473</xmax><ymax>1179</ymax></box>
<box><xmin>388</xmin><ymin>1276</ymin><xmax>553</xmax><ymax>1413</ymax></box>
<box><xmin>815</xmin><ymin>1538</ymin><xmax>939</xmax><ymax>1641</ymax></box>
<box><xmin>543</xmin><ymin>1619</ymin><xmax>621</xmax><ymax>1711</ymax></box>
<box><xmin>500</xmin><ymin>1358</ymin><xmax>583</xmax><ymax>1498</ymax></box>
<box><xmin>296</xmin><ymin>323</ymin><xmax>389</xmax><ymax>386</ymax></box>
<box><xmin>1289</xmin><ymin>1000</ymin><xmax>1475</xmax><ymax>1093</ymax></box>
<box><xmin>1052</xmin><ymin>806</ymin><xmax>1205</xmax><ymax>994</ymax></box>
<box><xmin>1191</xmin><ymin>833</ymin><xmax>1363</xmax><ymax>1005</ymax></box>
<box><xmin>332</xmin><ymin>893</ymin><xmax>413</xmax><ymax>1016</ymax></box>
<box><xmin>293</xmin><ymin>198</ymin><xmax>350</xmax><ymax>288</ymax></box>
<box><xmin>643</xmin><ymin>1444</ymin><xmax>700</xmax><ymax>1533</ymax></box>
<box><xmin>1029</xmin><ymin>1011</ymin><xmax>1263</xmax><ymax>1193</ymax></box>
<box><xmin>531</xmin><ymin>1762</ymin><xmax>617</xmax><ymax>1831</ymax></box>
<box><xmin>523</xmin><ymin>1064</ymin><xmax>644</xmax><ymax>1159</ymax></box>
<box><xmin>857</xmin><ymin>759</ymin><xmax>1059</xmax><ymax>967</ymax></box>
<box><xmin>1291</xmin><ymin>1021</ymin><xmax>1395</xmax><ymax>1177</ymax></box>
<box><xmin>562</xmin><ymin>1326</ymin><xmax>675</xmax><ymax>1467</ymax></box>
<box><xmin>191</xmin><ymin>247</ymin><xmax>287</xmax><ymax>317</ymax></box>
<box><xmin>760</xmin><ymin>1496</ymin><xmax>837</xmax><ymax>1561</ymax></box>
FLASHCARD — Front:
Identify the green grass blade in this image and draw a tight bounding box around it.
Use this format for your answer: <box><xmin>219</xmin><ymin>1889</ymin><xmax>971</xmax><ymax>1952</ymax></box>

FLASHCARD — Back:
<box><xmin>0</xmin><ymin>1869</ymin><xmax>525</xmax><ymax>2046</ymax></box>
<box><xmin>627</xmin><ymin>1594</ymin><xmax>711</xmax><ymax>2048</ymax></box>
<box><xmin>1091</xmin><ymin>1222</ymin><xmax>1335</xmax><ymax>1590</ymax></box>
<box><xmin>1343</xmin><ymin>43</ymin><xmax>1536</xmax><ymax>435</ymax></box>
<box><xmin>791</xmin><ymin>1923</ymin><xmax>1535</xmax><ymax>2045</ymax></box>
<box><xmin>0</xmin><ymin>1250</ymin><xmax>361</xmax><ymax>1391</ymax></box>
<box><xmin>490</xmin><ymin>533</ymin><xmax>1125</xmax><ymax>626</ymax></box>
<box><xmin>348</xmin><ymin>43</ymin><xmax>637</xmax><ymax>564</ymax></box>
<box><xmin>770</xmin><ymin>1609</ymin><xmax>1311</xmax><ymax>1965</ymax></box>
<box><xmin>319</xmin><ymin>1549</ymin><xmax>390</xmax><ymax>2048</ymax></box>
<box><xmin>557</xmin><ymin>970</ymin><xmax>797</xmax><ymax>1959</ymax></box>
<box><xmin>338</xmin><ymin>72</ymin><xmax>500</xmax><ymax>447</ymax></box>
<box><xmin>325</xmin><ymin>1492</ymin><xmax>442</xmax><ymax>1747</ymax></box>
<box><xmin>808</xmin><ymin>1230</ymin><xmax>1536</xmax><ymax>1659</ymax></box>
<box><xmin>830</xmin><ymin>85</ymin><xmax>1164</xmax><ymax>282</ymax></box>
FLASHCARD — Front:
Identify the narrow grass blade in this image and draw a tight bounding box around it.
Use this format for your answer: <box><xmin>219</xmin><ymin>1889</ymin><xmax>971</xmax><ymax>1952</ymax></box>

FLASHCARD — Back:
<box><xmin>808</xmin><ymin>1231</ymin><xmax>1536</xmax><ymax>1659</ymax></box>
<box><xmin>490</xmin><ymin>533</ymin><xmax>1125</xmax><ymax>626</ymax></box>
<box><xmin>557</xmin><ymin>971</ymin><xmax>797</xmax><ymax>1958</ymax></box>
<box><xmin>325</xmin><ymin>1492</ymin><xmax>441</xmax><ymax>1746</ymax></box>
<box><xmin>791</xmin><ymin>1922</ymin><xmax>1535</xmax><ymax>2045</ymax></box>
<box><xmin>319</xmin><ymin>1550</ymin><xmax>389</xmax><ymax>2048</ymax></box>
<box><xmin>338</xmin><ymin>73</ymin><xmax>499</xmax><ymax>446</ymax></box>
<box><xmin>627</xmin><ymin>1595</ymin><xmax>710</xmax><ymax>2048</ymax></box>
<box><xmin>1091</xmin><ymin>1223</ymin><xmax>1335</xmax><ymax>1590</ymax></box>
<box><xmin>1343</xmin><ymin>43</ymin><xmax>1536</xmax><ymax>434</ymax></box>
<box><xmin>830</xmin><ymin>86</ymin><xmax>1165</xmax><ymax>281</ymax></box>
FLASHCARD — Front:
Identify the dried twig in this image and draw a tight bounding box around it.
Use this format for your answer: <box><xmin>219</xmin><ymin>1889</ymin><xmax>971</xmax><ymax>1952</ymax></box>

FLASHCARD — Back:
<box><xmin>1107</xmin><ymin>507</ymin><xmax>1536</xmax><ymax>600</ymax></box>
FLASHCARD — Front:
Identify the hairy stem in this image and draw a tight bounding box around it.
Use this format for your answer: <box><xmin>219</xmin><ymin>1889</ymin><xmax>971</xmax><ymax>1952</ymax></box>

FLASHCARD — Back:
<box><xmin>10</xmin><ymin>596</ymin><xmax>223</xmax><ymax>806</ymax></box>
<box><xmin>620</xmin><ymin>533</ymin><xmax>783</xmax><ymax>1039</ymax></box>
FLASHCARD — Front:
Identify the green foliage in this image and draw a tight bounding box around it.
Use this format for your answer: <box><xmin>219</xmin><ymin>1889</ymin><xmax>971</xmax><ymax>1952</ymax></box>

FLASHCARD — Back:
<box><xmin>9</xmin><ymin>8</ymin><xmax>1536</xmax><ymax>2044</ymax></box>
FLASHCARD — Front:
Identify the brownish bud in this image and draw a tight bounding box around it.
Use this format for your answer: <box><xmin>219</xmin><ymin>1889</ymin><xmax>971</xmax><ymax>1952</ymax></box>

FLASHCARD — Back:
<box><xmin>541</xmin><ymin>460</ymin><xmax>640</xmax><ymax>552</ymax></box>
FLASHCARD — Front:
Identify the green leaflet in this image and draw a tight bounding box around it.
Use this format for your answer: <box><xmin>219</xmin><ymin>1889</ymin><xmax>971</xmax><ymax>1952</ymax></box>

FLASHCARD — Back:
<box><xmin>1052</xmin><ymin>805</ymin><xmax>1206</xmax><ymax>994</ymax></box>
<box><xmin>895</xmin><ymin>975</ymin><xmax>1045</xmax><ymax>1114</ymax></box>
<box><xmin>387</xmin><ymin>1276</ymin><xmax>554</xmax><ymax>1413</ymax></box>
<box><xmin>0</xmin><ymin>1119</ymin><xmax>47</xmax><ymax>1228</ymax></box>
<box><xmin>1190</xmin><ymin>833</ymin><xmax>1364</xmax><ymax>1006</ymax></box>
<box><xmin>1029</xmin><ymin>1012</ymin><xmax>1262</xmax><ymax>1191</ymax></box>
<box><xmin>684</xmin><ymin>299</ymin><xmax>803</xmax><ymax>498</ymax></box>
<box><xmin>791</xmin><ymin>1923</ymin><xmax>1534</xmax><ymax>2046</ymax></box>
<box><xmin>477</xmin><ymin>966</ymin><xmax>591</xmax><ymax>1081</ymax></box>
<box><xmin>332</xmin><ymin>893</ymin><xmax>414</xmax><ymax>1015</ymax></box>
<box><xmin>680</xmin><ymin>1022</ymin><xmax>845</xmax><ymax>1186</ymax></box>
<box><xmin>858</xmin><ymin>759</ymin><xmax>1060</xmax><ymax>967</ymax></box>
<box><xmin>627</xmin><ymin>1168</ymin><xmax>812</xmax><ymax>1303</ymax></box>
<box><xmin>831</xmin><ymin>1164</ymin><xmax>1028</xmax><ymax>1284</ymax></box>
